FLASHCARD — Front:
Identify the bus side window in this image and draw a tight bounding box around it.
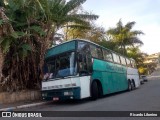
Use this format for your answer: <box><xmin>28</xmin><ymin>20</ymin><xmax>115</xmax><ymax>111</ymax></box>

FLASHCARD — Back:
<box><xmin>130</xmin><ymin>60</ymin><xmax>133</xmax><ymax>68</ymax></box>
<box><xmin>78</xmin><ymin>41</ymin><xmax>92</xmax><ymax>75</ymax></box>
<box><xmin>103</xmin><ymin>49</ymin><xmax>113</xmax><ymax>61</ymax></box>
<box><xmin>126</xmin><ymin>58</ymin><xmax>131</xmax><ymax>67</ymax></box>
<box><xmin>117</xmin><ymin>55</ymin><xmax>121</xmax><ymax>64</ymax></box>
<box><xmin>131</xmin><ymin>60</ymin><xmax>136</xmax><ymax>68</ymax></box>
<box><xmin>97</xmin><ymin>47</ymin><xmax>103</xmax><ymax>59</ymax></box>
<box><xmin>134</xmin><ymin>61</ymin><xmax>136</xmax><ymax>68</ymax></box>
<box><xmin>90</xmin><ymin>45</ymin><xmax>103</xmax><ymax>59</ymax></box>
<box><xmin>90</xmin><ymin>45</ymin><xmax>98</xmax><ymax>58</ymax></box>
<box><xmin>78</xmin><ymin>41</ymin><xmax>90</xmax><ymax>54</ymax></box>
<box><xmin>78</xmin><ymin>54</ymin><xmax>87</xmax><ymax>72</ymax></box>
<box><xmin>78</xmin><ymin>53</ymin><xmax>92</xmax><ymax>75</ymax></box>
<box><xmin>113</xmin><ymin>53</ymin><xmax>120</xmax><ymax>63</ymax></box>
<box><xmin>120</xmin><ymin>56</ymin><xmax>126</xmax><ymax>65</ymax></box>
<box><xmin>112</xmin><ymin>53</ymin><xmax>117</xmax><ymax>63</ymax></box>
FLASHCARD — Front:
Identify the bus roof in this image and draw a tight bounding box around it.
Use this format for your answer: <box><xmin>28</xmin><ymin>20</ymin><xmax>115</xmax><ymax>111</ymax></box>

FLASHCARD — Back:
<box><xmin>47</xmin><ymin>39</ymin><xmax>134</xmax><ymax>61</ymax></box>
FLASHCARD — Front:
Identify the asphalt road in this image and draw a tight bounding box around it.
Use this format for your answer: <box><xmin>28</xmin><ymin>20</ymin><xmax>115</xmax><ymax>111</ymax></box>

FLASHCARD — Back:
<box><xmin>2</xmin><ymin>66</ymin><xmax>160</xmax><ymax>120</ymax></box>
<box><xmin>17</xmin><ymin>78</ymin><xmax>160</xmax><ymax>112</ymax></box>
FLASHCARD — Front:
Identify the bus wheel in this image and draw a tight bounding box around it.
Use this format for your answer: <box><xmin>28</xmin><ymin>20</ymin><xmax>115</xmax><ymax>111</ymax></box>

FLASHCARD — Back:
<box><xmin>98</xmin><ymin>84</ymin><xmax>103</xmax><ymax>98</ymax></box>
<box><xmin>128</xmin><ymin>80</ymin><xmax>132</xmax><ymax>91</ymax></box>
<box><xmin>131</xmin><ymin>80</ymin><xmax>135</xmax><ymax>90</ymax></box>
<box><xmin>91</xmin><ymin>81</ymin><xmax>99</xmax><ymax>100</ymax></box>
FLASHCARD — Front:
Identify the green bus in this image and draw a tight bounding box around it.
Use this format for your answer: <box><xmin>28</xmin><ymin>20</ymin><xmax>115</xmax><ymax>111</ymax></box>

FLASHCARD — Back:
<box><xmin>42</xmin><ymin>39</ymin><xmax>140</xmax><ymax>100</ymax></box>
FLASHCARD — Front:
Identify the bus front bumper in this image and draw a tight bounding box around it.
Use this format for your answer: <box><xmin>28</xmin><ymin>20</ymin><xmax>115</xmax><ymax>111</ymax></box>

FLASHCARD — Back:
<box><xmin>41</xmin><ymin>87</ymin><xmax>81</xmax><ymax>101</ymax></box>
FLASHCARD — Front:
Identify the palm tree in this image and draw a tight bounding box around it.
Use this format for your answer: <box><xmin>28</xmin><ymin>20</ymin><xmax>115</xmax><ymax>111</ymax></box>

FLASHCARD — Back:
<box><xmin>107</xmin><ymin>19</ymin><xmax>144</xmax><ymax>55</ymax></box>
<box><xmin>64</xmin><ymin>23</ymin><xmax>105</xmax><ymax>41</ymax></box>
<box><xmin>0</xmin><ymin>0</ymin><xmax>98</xmax><ymax>91</ymax></box>
<box><xmin>127</xmin><ymin>47</ymin><xmax>146</xmax><ymax>66</ymax></box>
<box><xmin>49</xmin><ymin>0</ymin><xmax>98</xmax><ymax>43</ymax></box>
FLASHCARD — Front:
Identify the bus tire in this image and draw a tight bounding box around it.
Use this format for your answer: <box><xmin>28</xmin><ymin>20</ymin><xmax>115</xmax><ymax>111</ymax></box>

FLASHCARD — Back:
<box><xmin>131</xmin><ymin>80</ymin><xmax>135</xmax><ymax>90</ymax></box>
<box><xmin>98</xmin><ymin>83</ymin><xmax>103</xmax><ymax>98</ymax></box>
<box><xmin>128</xmin><ymin>80</ymin><xmax>132</xmax><ymax>91</ymax></box>
<box><xmin>91</xmin><ymin>81</ymin><xmax>99</xmax><ymax>100</ymax></box>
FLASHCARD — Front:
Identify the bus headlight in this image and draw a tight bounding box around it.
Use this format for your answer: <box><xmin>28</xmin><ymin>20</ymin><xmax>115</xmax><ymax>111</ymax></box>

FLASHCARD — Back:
<box><xmin>64</xmin><ymin>91</ymin><xmax>73</xmax><ymax>96</ymax></box>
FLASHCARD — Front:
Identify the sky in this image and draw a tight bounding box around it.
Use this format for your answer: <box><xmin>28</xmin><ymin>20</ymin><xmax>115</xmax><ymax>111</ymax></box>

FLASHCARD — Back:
<box><xmin>82</xmin><ymin>0</ymin><xmax>160</xmax><ymax>55</ymax></box>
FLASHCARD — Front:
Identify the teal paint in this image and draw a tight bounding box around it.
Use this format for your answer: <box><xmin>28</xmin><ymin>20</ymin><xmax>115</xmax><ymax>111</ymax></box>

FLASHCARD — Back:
<box><xmin>43</xmin><ymin>39</ymin><xmax>130</xmax><ymax>100</ymax></box>
<box><xmin>92</xmin><ymin>59</ymin><xmax>128</xmax><ymax>95</ymax></box>
<box><xmin>45</xmin><ymin>41</ymin><xmax>76</xmax><ymax>58</ymax></box>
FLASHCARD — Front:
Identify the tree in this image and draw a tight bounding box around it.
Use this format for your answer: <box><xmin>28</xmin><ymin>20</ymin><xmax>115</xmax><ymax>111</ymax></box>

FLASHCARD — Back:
<box><xmin>0</xmin><ymin>0</ymin><xmax>98</xmax><ymax>91</ymax></box>
<box><xmin>138</xmin><ymin>67</ymin><xmax>147</xmax><ymax>75</ymax></box>
<box><xmin>127</xmin><ymin>47</ymin><xmax>146</xmax><ymax>66</ymax></box>
<box><xmin>49</xmin><ymin>0</ymin><xmax>98</xmax><ymax>44</ymax></box>
<box><xmin>107</xmin><ymin>19</ymin><xmax>144</xmax><ymax>55</ymax></box>
<box><xmin>127</xmin><ymin>47</ymin><xmax>151</xmax><ymax>75</ymax></box>
<box><xmin>64</xmin><ymin>23</ymin><xmax>106</xmax><ymax>42</ymax></box>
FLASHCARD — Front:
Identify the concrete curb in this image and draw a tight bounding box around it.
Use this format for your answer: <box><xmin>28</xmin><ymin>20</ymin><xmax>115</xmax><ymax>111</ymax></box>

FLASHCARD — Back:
<box><xmin>0</xmin><ymin>101</ymin><xmax>52</xmax><ymax>111</ymax></box>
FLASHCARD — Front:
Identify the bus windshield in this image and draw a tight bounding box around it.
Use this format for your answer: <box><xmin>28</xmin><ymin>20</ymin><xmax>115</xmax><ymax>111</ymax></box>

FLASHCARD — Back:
<box><xmin>43</xmin><ymin>52</ymin><xmax>77</xmax><ymax>80</ymax></box>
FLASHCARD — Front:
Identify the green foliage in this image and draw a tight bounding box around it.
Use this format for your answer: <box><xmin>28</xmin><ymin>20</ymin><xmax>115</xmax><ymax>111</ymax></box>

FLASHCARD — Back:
<box><xmin>65</xmin><ymin>23</ymin><xmax>105</xmax><ymax>42</ymax></box>
<box><xmin>0</xmin><ymin>38</ymin><xmax>12</xmax><ymax>53</ymax></box>
<box><xmin>127</xmin><ymin>47</ymin><xmax>144</xmax><ymax>65</ymax></box>
<box><xmin>107</xmin><ymin>19</ymin><xmax>144</xmax><ymax>55</ymax></box>
<box><xmin>19</xmin><ymin>43</ymin><xmax>32</xmax><ymax>58</ymax></box>
<box><xmin>10</xmin><ymin>31</ymin><xmax>27</xmax><ymax>39</ymax></box>
<box><xmin>21</xmin><ymin>43</ymin><xmax>32</xmax><ymax>51</ymax></box>
<box><xmin>29</xmin><ymin>26</ymin><xmax>46</xmax><ymax>36</ymax></box>
<box><xmin>48</xmin><ymin>0</ymin><xmax>98</xmax><ymax>29</ymax></box>
<box><xmin>0</xmin><ymin>19</ymin><xmax>4</xmax><ymax>25</ymax></box>
<box><xmin>0</xmin><ymin>0</ymin><xmax>98</xmax><ymax>91</ymax></box>
<box><xmin>96</xmin><ymin>40</ymin><xmax>118</xmax><ymax>51</ymax></box>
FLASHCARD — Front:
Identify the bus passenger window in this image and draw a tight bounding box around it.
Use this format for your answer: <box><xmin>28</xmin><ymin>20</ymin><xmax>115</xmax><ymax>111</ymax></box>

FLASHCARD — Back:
<box><xmin>90</xmin><ymin>45</ymin><xmax>103</xmax><ymax>59</ymax></box>
<box><xmin>97</xmin><ymin>47</ymin><xmax>103</xmax><ymax>59</ymax></box>
<box><xmin>90</xmin><ymin>45</ymin><xmax>98</xmax><ymax>58</ymax></box>
<box><xmin>126</xmin><ymin>59</ymin><xmax>131</xmax><ymax>67</ymax></box>
<box><xmin>78</xmin><ymin>53</ymin><xmax>92</xmax><ymax>75</ymax></box>
<box><xmin>117</xmin><ymin>55</ymin><xmax>121</xmax><ymax>64</ymax></box>
<box><xmin>120</xmin><ymin>56</ymin><xmax>126</xmax><ymax>65</ymax></box>
<box><xmin>78</xmin><ymin>41</ymin><xmax>90</xmax><ymax>54</ymax></box>
<box><xmin>113</xmin><ymin>53</ymin><xmax>120</xmax><ymax>63</ymax></box>
<box><xmin>133</xmin><ymin>61</ymin><xmax>137</xmax><ymax>68</ymax></box>
<box><xmin>131</xmin><ymin>60</ymin><xmax>136</xmax><ymax>68</ymax></box>
<box><xmin>103</xmin><ymin>49</ymin><xmax>113</xmax><ymax>61</ymax></box>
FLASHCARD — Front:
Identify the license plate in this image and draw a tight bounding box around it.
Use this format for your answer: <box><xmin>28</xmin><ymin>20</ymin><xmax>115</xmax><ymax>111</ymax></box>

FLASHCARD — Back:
<box><xmin>53</xmin><ymin>97</ymin><xmax>59</xmax><ymax>101</ymax></box>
